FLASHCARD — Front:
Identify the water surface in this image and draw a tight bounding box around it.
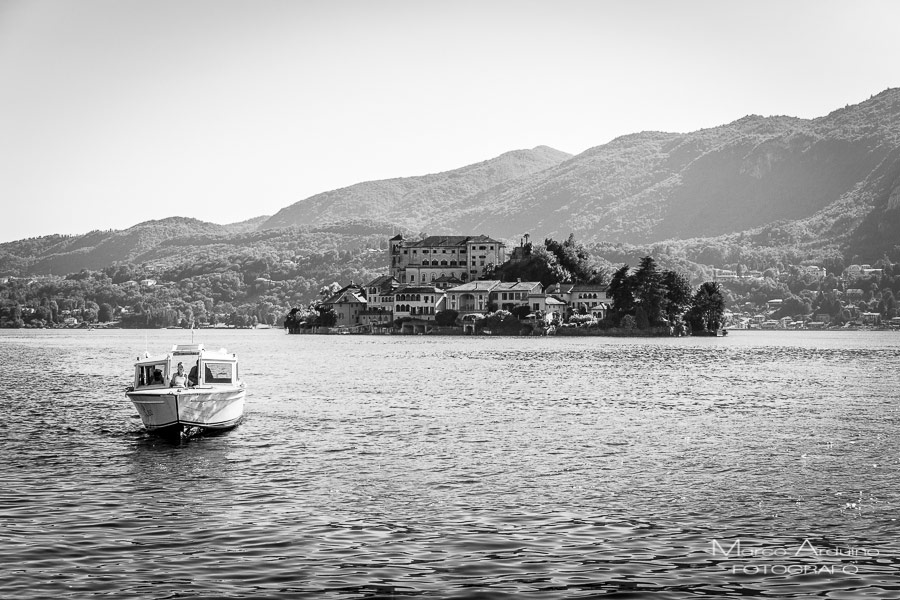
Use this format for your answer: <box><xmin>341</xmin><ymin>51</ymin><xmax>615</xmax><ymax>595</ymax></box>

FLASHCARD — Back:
<box><xmin>2</xmin><ymin>329</ymin><xmax>899</xmax><ymax>598</ymax></box>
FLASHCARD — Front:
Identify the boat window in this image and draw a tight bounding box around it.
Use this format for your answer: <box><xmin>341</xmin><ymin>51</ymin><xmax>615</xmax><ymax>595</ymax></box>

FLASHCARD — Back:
<box><xmin>203</xmin><ymin>362</ymin><xmax>233</xmax><ymax>384</ymax></box>
<box><xmin>138</xmin><ymin>362</ymin><xmax>168</xmax><ymax>387</ymax></box>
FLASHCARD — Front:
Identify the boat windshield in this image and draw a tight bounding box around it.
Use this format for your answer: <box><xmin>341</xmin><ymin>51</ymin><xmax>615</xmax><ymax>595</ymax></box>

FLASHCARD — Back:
<box><xmin>136</xmin><ymin>362</ymin><xmax>168</xmax><ymax>388</ymax></box>
<box><xmin>202</xmin><ymin>361</ymin><xmax>234</xmax><ymax>384</ymax></box>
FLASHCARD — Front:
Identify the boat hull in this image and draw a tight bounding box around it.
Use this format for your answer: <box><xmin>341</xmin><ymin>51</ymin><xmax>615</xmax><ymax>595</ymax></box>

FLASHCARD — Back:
<box><xmin>127</xmin><ymin>387</ymin><xmax>245</xmax><ymax>434</ymax></box>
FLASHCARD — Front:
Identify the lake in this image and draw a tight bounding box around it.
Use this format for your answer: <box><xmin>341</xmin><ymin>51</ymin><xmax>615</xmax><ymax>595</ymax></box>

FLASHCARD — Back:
<box><xmin>2</xmin><ymin>329</ymin><xmax>899</xmax><ymax>598</ymax></box>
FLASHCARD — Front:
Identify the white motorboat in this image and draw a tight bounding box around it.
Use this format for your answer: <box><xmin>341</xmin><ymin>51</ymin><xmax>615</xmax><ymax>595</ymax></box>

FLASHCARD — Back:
<box><xmin>125</xmin><ymin>343</ymin><xmax>245</xmax><ymax>435</ymax></box>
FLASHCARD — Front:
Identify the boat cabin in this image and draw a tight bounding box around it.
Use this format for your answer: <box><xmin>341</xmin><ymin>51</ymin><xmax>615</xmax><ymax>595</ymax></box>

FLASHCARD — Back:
<box><xmin>132</xmin><ymin>344</ymin><xmax>240</xmax><ymax>390</ymax></box>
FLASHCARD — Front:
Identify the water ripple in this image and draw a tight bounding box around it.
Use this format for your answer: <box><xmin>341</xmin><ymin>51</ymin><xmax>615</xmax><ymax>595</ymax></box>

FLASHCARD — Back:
<box><xmin>2</xmin><ymin>329</ymin><xmax>899</xmax><ymax>598</ymax></box>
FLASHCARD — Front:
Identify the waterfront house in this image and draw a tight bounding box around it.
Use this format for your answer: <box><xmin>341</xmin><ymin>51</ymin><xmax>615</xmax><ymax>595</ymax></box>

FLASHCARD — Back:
<box><xmin>358</xmin><ymin>275</ymin><xmax>399</xmax><ymax>328</ymax></box>
<box><xmin>529</xmin><ymin>294</ymin><xmax>567</xmax><ymax>324</ymax></box>
<box><xmin>545</xmin><ymin>283</ymin><xmax>611</xmax><ymax>319</ymax></box>
<box><xmin>445</xmin><ymin>280</ymin><xmax>501</xmax><ymax>317</ymax></box>
<box><xmin>491</xmin><ymin>280</ymin><xmax>543</xmax><ymax>312</ymax></box>
<box><xmin>565</xmin><ymin>283</ymin><xmax>610</xmax><ymax>318</ymax></box>
<box><xmin>389</xmin><ymin>234</ymin><xmax>506</xmax><ymax>285</ymax></box>
<box><xmin>322</xmin><ymin>283</ymin><xmax>367</xmax><ymax>326</ymax></box>
<box><xmin>393</xmin><ymin>285</ymin><xmax>447</xmax><ymax>321</ymax></box>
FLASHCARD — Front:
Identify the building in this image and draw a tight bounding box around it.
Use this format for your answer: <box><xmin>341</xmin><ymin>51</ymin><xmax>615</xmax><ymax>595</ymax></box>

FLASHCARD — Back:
<box><xmin>543</xmin><ymin>282</ymin><xmax>611</xmax><ymax>319</ymax></box>
<box><xmin>713</xmin><ymin>268</ymin><xmax>739</xmax><ymax>281</ymax></box>
<box><xmin>389</xmin><ymin>234</ymin><xmax>506</xmax><ymax>285</ymax></box>
<box><xmin>432</xmin><ymin>274</ymin><xmax>465</xmax><ymax>290</ymax></box>
<box><xmin>322</xmin><ymin>283</ymin><xmax>367</xmax><ymax>326</ymax></box>
<box><xmin>802</xmin><ymin>265</ymin><xmax>827</xmax><ymax>278</ymax></box>
<box><xmin>491</xmin><ymin>280</ymin><xmax>543</xmax><ymax>312</ymax></box>
<box><xmin>529</xmin><ymin>294</ymin><xmax>567</xmax><ymax>323</ymax></box>
<box><xmin>393</xmin><ymin>285</ymin><xmax>446</xmax><ymax>321</ymax></box>
<box><xmin>445</xmin><ymin>280</ymin><xmax>501</xmax><ymax>317</ymax></box>
<box><xmin>359</xmin><ymin>275</ymin><xmax>399</xmax><ymax>327</ymax></box>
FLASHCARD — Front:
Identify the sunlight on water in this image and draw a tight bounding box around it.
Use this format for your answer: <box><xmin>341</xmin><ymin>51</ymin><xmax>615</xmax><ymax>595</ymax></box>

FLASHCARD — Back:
<box><xmin>1</xmin><ymin>329</ymin><xmax>899</xmax><ymax>598</ymax></box>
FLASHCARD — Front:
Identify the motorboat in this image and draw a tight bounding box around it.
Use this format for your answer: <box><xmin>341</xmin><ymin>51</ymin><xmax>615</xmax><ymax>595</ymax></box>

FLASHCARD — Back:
<box><xmin>125</xmin><ymin>343</ymin><xmax>245</xmax><ymax>435</ymax></box>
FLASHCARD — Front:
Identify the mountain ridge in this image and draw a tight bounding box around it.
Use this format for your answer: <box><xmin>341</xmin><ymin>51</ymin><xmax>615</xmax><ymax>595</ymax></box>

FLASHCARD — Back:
<box><xmin>2</xmin><ymin>89</ymin><xmax>899</xmax><ymax>277</ymax></box>
<box><xmin>261</xmin><ymin>145</ymin><xmax>572</xmax><ymax>231</ymax></box>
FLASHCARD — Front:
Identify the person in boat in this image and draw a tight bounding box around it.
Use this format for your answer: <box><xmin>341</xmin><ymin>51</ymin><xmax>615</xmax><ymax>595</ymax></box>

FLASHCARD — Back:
<box><xmin>152</xmin><ymin>369</ymin><xmax>164</xmax><ymax>384</ymax></box>
<box><xmin>188</xmin><ymin>363</ymin><xmax>199</xmax><ymax>387</ymax></box>
<box><xmin>170</xmin><ymin>362</ymin><xmax>189</xmax><ymax>387</ymax></box>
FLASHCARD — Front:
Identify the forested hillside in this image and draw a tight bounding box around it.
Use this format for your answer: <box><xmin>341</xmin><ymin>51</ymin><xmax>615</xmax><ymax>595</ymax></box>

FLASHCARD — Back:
<box><xmin>0</xmin><ymin>221</ymin><xmax>401</xmax><ymax>328</ymax></box>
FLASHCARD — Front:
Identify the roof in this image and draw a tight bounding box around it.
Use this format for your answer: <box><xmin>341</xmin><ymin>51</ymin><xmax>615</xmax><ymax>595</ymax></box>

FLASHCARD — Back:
<box><xmin>364</xmin><ymin>274</ymin><xmax>399</xmax><ymax>290</ymax></box>
<box><xmin>446</xmin><ymin>280</ymin><xmax>501</xmax><ymax>293</ymax></box>
<box><xmin>323</xmin><ymin>283</ymin><xmax>367</xmax><ymax>305</ymax></box>
<box><xmin>325</xmin><ymin>291</ymin><xmax>366</xmax><ymax>305</ymax></box>
<box><xmin>546</xmin><ymin>282</ymin><xmax>609</xmax><ymax>294</ymax></box>
<box><xmin>394</xmin><ymin>285</ymin><xmax>446</xmax><ymax>294</ymax></box>
<box><xmin>568</xmin><ymin>282</ymin><xmax>609</xmax><ymax>293</ymax></box>
<box><xmin>406</xmin><ymin>235</ymin><xmax>504</xmax><ymax>248</ymax></box>
<box><xmin>433</xmin><ymin>274</ymin><xmax>464</xmax><ymax>283</ymax></box>
<box><xmin>493</xmin><ymin>281</ymin><xmax>542</xmax><ymax>292</ymax></box>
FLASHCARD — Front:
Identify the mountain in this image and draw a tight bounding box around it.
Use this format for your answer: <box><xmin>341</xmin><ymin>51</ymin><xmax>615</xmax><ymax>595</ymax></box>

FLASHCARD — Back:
<box><xmin>260</xmin><ymin>145</ymin><xmax>572</xmax><ymax>230</ymax></box>
<box><xmin>453</xmin><ymin>89</ymin><xmax>900</xmax><ymax>248</ymax></box>
<box><xmin>3</xmin><ymin>90</ymin><xmax>899</xmax><ymax>279</ymax></box>
<box><xmin>257</xmin><ymin>89</ymin><xmax>900</xmax><ymax>260</ymax></box>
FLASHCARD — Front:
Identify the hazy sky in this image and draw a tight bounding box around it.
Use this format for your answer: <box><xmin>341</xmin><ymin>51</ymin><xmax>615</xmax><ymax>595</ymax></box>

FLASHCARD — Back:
<box><xmin>1</xmin><ymin>0</ymin><xmax>897</xmax><ymax>243</ymax></box>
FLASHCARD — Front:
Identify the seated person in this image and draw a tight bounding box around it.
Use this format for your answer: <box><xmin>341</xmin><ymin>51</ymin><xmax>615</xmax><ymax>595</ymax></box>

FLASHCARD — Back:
<box><xmin>170</xmin><ymin>362</ymin><xmax>189</xmax><ymax>387</ymax></box>
<box><xmin>188</xmin><ymin>364</ymin><xmax>199</xmax><ymax>387</ymax></box>
<box><xmin>152</xmin><ymin>369</ymin><xmax>164</xmax><ymax>384</ymax></box>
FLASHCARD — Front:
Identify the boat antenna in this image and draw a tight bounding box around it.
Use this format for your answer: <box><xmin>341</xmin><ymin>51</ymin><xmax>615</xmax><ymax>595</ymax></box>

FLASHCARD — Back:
<box><xmin>191</xmin><ymin>320</ymin><xmax>195</xmax><ymax>344</ymax></box>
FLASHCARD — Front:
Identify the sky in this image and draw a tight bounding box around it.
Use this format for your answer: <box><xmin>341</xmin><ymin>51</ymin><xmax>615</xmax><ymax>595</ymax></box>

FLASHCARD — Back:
<box><xmin>0</xmin><ymin>0</ymin><xmax>897</xmax><ymax>243</ymax></box>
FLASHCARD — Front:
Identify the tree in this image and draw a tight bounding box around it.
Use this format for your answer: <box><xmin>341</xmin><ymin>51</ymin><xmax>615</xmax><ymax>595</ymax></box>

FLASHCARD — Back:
<box><xmin>633</xmin><ymin>256</ymin><xmax>666</xmax><ymax>325</ymax></box>
<box><xmin>510</xmin><ymin>305</ymin><xmax>532</xmax><ymax>320</ymax></box>
<box><xmin>608</xmin><ymin>264</ymin><xmax>635</xmax><ymax>323</ymax></box>
<box><xmin>315</xmin><ymin>304</ymin><xmax>337</xmax><ymax>327</ymax></box>
<box><xmin>98</xmin><ymin>302</ymin><xmax>114</xmax><ymax>322</ymax></box>
<box><xmin>662</xmin><ymin>270</ymin><xmax>693</xmax><ymax>324</ymax></box>
<box><xmin>435</xmin><ymin>309</ymin><xmax>459</xmax><ymax>327</ymax></box>
<box><xmin>686</xmin><ymin>282</ymin><xmax>725</xmax><ymax>334</ymax></box>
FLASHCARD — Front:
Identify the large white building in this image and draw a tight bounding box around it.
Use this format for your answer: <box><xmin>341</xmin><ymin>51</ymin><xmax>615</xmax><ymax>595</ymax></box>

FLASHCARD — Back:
<box><xmin>389</xmin><ymin>235</ymin><xmax>506</xmax><ymax>285</ymax></box>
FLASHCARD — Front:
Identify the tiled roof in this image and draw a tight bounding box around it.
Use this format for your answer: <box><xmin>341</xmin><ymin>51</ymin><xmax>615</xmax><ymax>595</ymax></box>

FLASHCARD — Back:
<box><xmin>364</xmin><ymin>274</ymin><xmax>398</xmax><ymax>290</ymax></box>
<box><xmin>325</xmin><ymin>291</ymin><xmax>366</xmax><ymax>305</ymax></box>
<box><xmin>446</xmin><ymin>280</ymin><xmax>501</xmax><ymax>293</ymax></box>
<box><xmin>568</xmin><ymin>282</ymin><xmax>610</xmax><ymax>292</ymax></box>
<box><xmin>394</xmin><ymin>285</ymin><xmax>446</xmax><ymax>294</ymax></box>
<box><xmin>406</xmin><ymin>235</ymin><xmax>504</xmax><ymax>248</ymax></box>
<box><xmin>493</xmin><ymin>281</ymin><xmax>542</xmax><ymax>292</ymax></box>
<box><xmin>323</xmin><ymin>283</ymin><xmax>366</xmax><ymax>304</ymax></box>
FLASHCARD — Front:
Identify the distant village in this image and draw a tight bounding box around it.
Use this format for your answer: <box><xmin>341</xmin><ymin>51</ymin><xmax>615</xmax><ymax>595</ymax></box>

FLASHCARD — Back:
<box><xmin>285</xmin><ymin>234</ymin><xmax>900</xmax><ymax>335</ymax></box>
<box><xmin>714</xmin><ymin>263</ymin><xmax>899</xmax><ymax>330</ymax></box>
<box><xmin>286</xmin><ymin>234</ymin><xmax>603</xmax><ymax>334</ymax></box>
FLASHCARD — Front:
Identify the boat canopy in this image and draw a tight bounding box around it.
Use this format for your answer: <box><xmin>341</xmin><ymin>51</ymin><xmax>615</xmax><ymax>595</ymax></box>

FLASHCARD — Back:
<box><xmin>132</xmin><ymin>344</ymin><xmax>240</xmax><ymax>390</ymax></box>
